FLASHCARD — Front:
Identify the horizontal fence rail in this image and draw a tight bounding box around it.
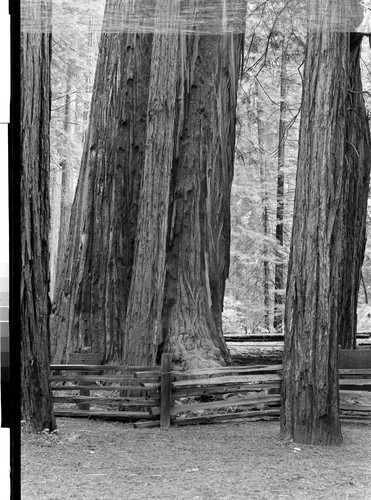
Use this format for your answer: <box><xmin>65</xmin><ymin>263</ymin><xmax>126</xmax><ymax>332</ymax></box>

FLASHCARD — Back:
<box><xmin>50</xmin><ymin>349</ymin><xmax>371</xmax><ymax>428</ymax></box>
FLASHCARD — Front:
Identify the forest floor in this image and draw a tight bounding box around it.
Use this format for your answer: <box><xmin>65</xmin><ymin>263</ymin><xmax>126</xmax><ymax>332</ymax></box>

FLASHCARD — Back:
<box><xmin>22</xmin><ymin>345</ymin><xmax>371</xmax><ymax>499</ymax></box>
<box><xmin>22</xmin><ymin>416</ymin><xmax>371</xmax><ymax>500</ymax></box>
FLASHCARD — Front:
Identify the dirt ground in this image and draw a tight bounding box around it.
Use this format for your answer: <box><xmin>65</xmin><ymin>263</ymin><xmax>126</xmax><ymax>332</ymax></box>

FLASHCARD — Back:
<box><xmin>22</xmin><ymin>417</ymin><xmax>371</xmax><ymax>500</ymax></box>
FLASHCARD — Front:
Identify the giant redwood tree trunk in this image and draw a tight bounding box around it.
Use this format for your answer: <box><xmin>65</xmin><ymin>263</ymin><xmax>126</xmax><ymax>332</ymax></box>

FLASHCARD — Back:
<box><xmin>51</xmin><ymin>0</ymin><xmax>153</xmax><ymax>363</ymax></box>
<box><xmin>21</xmin><ymin>0</ymin><xmax>56</xmax><ymax>432</ymax></box>
<box><xmin>281</xmin><ymin>5</ymin><xmax>348</xmax><ymax>445</ymax></box>
<box><xmin>338</xmin><ymin>33</ymin><xmax>371</xmax><ymax>349</ymax></box>
<box><xmin>281</xmin><ymin>2</ymin><xmax>369</xmax><ymax>445</ymax></box>
<box><xmin>52</xmin><ymin>0</ymin><xmax>245</xmax><ymax>368</ymax></box>
<box><xmin>160</xmin><ymin>25</ymin><xmax>245</xmax><ymax>368</ymax></box>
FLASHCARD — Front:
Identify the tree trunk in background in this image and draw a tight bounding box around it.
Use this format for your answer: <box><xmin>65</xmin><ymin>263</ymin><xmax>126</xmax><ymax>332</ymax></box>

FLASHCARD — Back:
<box><xmin>123</xmin><ymin>0</ymin><xmax>180</xmax><ymax>365</ymax></box>
<box><xmin>361</xmin><ymin>272</ymin><xmax>368</xmax><ymax>305</ymax></box>
<box><xmin>49</xmin><ymin>160</ymin><xmax>61</xmax><ymax>301</ymax></box>
<box><xmin>337</xmin><ymin>33</ymin><xmax>371</xmax><ymax>349</ymax></box>
<box><xmin>50</xmin><ymin>66</ymin><xmax>75</xmax><ymax>299</ymax></box>
<box><xmin>281</xmin><ymin>6</ymin><xmax>349</xmax><ymax>444</ymax></box>
<box><xmin>161</xmin><ymin>24</ymin><xmax>245</xmax><ymax>368</ymax></box>
<box><xmin>273</xmin><ymin>37</ymin><xmax>287</xmax><ymax>333</ymax></box>
<box><xmin>21</xmin><ymin>0</ymin><xmax>56</xmax><ymax>432</ymax></box>
<box><xmin>51</xmin><ymin>0</ymin><xmax>153</xmax><ymax>363</ymax></box>
<box><xmin>255</xmin><ymin>81</ymin><xmax>270</xmax><ymax>332</ymax></box>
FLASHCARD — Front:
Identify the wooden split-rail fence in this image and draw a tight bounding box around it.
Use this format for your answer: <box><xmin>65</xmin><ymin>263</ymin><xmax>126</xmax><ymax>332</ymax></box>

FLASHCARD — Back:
<box><xmin>50</xmin><ymin>349</ymin><xmax>371</xmax><ymax>428</ymax></box>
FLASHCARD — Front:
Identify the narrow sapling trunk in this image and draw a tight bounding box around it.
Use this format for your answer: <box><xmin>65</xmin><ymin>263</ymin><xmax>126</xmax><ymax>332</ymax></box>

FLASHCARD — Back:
<box><xmin>255</xmin><ymin>81</ymin><xmax>271</xmax><ymax>332</ymax></box>
<box><xmin>274</xmin><ymin>37</ymin><xmax>288</xmax><ymax>333</ymax></box>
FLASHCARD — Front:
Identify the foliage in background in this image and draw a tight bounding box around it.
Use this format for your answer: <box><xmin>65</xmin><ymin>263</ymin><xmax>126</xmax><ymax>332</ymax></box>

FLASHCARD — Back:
<box><xmin>223</xmin><ymin>1</ymin><xmax>305</xmax><ymax>334</ymax></box>
<box><xmin>49</xmin><ymin>0</ymin><xmax>104</xmax><ymax>296</ymax></box>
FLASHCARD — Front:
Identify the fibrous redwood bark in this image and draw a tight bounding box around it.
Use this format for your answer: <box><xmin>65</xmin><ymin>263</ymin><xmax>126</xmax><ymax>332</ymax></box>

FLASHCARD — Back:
<box><xmin>52</xmin><ymin>0</ymin><xmax>245</xmax><ymax>368</ymax></box>
<box><xmin>160</xmin><ymin>24</ymin><xmax>245</xmax><ymax>368</ymax></box>
<box><xmin>281</xmin><ymin>4</ymin><xmax>349</xmax><ymax>445</ymax></box>
<box><xmin>281</xmin><ymin>2</ymin><xmax>370</xmax><ymax>445</ymax></box>
<box><xmin>337</xmin><ymin>33</ymin><xmax>371</xmax><ymax>349</ymax></box>
<box><xmin>123</xmin><ymin>0</ymin><xmax>180</xmax><ymax>365</ymax></box>
<box><xmin>21</xmin><ymin>0</ymin><xmax>56</xmax><ymax>432</ymax></box>
<box><xmin>51</xmin><ymin>0</ymin><xmax>153</xmax><ymax>363</ymax></box>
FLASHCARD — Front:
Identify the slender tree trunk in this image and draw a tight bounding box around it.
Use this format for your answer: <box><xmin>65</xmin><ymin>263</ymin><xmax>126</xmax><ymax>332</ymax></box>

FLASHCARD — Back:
<box><xmin>51</xmin><ymin>0</ymin><xmax>153</xmax><ymax>363</ymax></box>
<box><xmin>361</xmin><ymin>272</ymin><xmax>368</xmax><ymax>305</ymax></box>
<box><xmin>50</xmin><ymin>66</ymin><xmax>75</xmax><ymax>299</ymax></box>
<box><xmin>337</xmin><ymin>33</ymin><xmax>371</xmax><ymax>349</ymax></box>
<box><xmin>49</xmin><ymin>163</ymin><xmax>61</xmax><ymax>301</ymax></box>
<box><xmin>161</xmin><ymin>13</ymin><xmax>245</xmax><ymax>368</ymax></box>
<box><xmin>255</xmin><ymin>81</ymin><xmax>270</xmax><ymax>332</ymax></box>
<box><xmin>123</xmin><ymin>0</ymin><xmax>180</xmax><ymax>365</ymax></box>
<box><xmin>273</xmin><ymin>37</ymin><xmax>287</xmax><ymax>333</ymax></box>
<box><xmin>21</xmin><ymin>0</ymin><xmax>56</xmax><ymax>432</ymax></box>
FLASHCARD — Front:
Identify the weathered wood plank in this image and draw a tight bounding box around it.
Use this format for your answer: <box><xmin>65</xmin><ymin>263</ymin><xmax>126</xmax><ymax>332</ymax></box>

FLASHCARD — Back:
<box><xmin>53</xmin><ymin>395</ymin><xmax>159</xmax><ymax>406</ymax></box>
<box><xmin>172</xmin><ymin>408</ymin><xmax>281</xmax><ymax>426</ymax></box>
<box><xmin>50</xmin><ymin>375</ymin><xmax>137</xmax><ymax>383</ymax></box>
<box><xmin>160</xmin><ymin>353</ymin><xmax>172</xmax><ymax>428</ymax></box>
<box><xmin>340</xmin><ymin>403</ymin><xmax>371</xmax><ymax>412</ymax></box>
<box><xmin>170</xmin><ymin>364</ymin><xmax>283</xmax><ymax>378</ymax></box>
<box><xmin>139</xmin><ymin>382</ymin><xmax>161</xmax><ymax>391</ymax></box>
<box><xmin>172</xmin><ymin>382</ymin><xmax>282</xmax><ymax>398</ymax></box>
<box><xmin>53</xmin><ymin>409</ymin><xmax>158</xmax><ymax>420</ymax></box>
<box><xmin>134</xmin><ymin>371</ymin><xmax>161</xmax><ymax>380</ymax></box>
<box><xmin>339</xmin><ymin>415</ymin><xmax>371</xmax><ymax>421</ymax></box>
<box><xmin>339</xmin><ymin>369</ymin><xmax>371</xmax><ymax>377</ymax></box>
<box><xmin>339</xmin><ymin>379</ymin><xmax>371</xmax><ymax>391</ymax></box>
<box><xmin>51</xmin><ymin>385</ymin><xmax>146</xmax><ymax>393</ymax></box>
<box><xmin>51</xmin><ymin>364</ymin><xmax>160</xmax><ymax>372</ymax></box>
<box><xmin>169</xmin><ymin>395</ymin><xmax>281</xmax><ymax>415</ymax></box>
<box><xmin>172</xmin><ymin>373</ymin><xmax>282</xmax><ymax>388</ymax></box>
<box><xmin>339</xmin><ymin>350</ymin><xmax>371</xmax><ymax>369</ymax></box>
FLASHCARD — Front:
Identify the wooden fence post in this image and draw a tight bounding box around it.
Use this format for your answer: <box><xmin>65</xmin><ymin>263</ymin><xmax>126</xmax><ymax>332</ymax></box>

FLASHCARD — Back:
<box><xmin>160</xmin><ymin>353</ymin><xmax>172</xmax><ymax>428</ymax></box>
<box><xmin>69</xmin><ymin>350</ymin><xmax>101</xmax><ymax>411</ymax></box>
<box><xmin>78</xmin><ymin>373</ymin><xmax>90</xmax><ymax>411</ymax></box>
